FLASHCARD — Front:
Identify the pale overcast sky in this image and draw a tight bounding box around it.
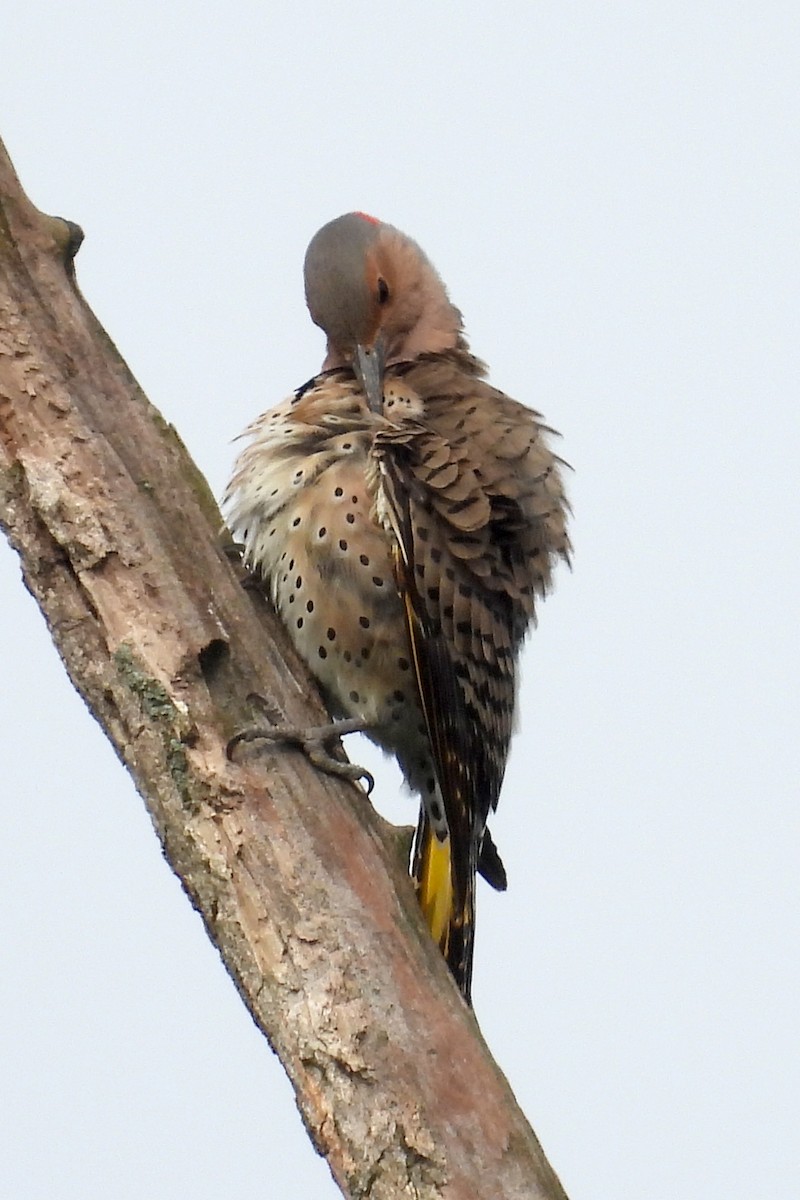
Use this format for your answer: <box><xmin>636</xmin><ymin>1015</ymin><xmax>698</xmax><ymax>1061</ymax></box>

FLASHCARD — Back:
<box><xmin>2</xmin><ymin>4</ymin><xmax>798</xmax><ymax>1199</ymax></box>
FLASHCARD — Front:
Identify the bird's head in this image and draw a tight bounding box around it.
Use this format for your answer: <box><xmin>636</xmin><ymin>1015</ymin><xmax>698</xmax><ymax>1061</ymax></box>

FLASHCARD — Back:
<box><xmin>303</xmin><ymin>212</ymin><xmax>463</xmax><ymax>413</ymax></box>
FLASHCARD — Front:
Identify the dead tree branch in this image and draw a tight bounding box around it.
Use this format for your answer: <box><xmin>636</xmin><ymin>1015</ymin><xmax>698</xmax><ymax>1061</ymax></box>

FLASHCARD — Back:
<box><xmin>0</xmin><ymin>135</ymin><xmax>569</xmax><ymax>1200</ymax></box>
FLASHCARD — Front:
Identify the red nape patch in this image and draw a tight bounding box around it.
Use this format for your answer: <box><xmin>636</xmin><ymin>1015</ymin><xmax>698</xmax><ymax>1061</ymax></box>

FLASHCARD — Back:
<box><xmin>354</xmin><ymin>211</ymin><xmax>380</xmax><ymax>226</ymax></box>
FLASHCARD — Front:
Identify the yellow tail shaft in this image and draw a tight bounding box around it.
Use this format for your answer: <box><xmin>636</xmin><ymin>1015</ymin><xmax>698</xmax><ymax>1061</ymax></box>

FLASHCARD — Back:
<box><xmin>416</xmin><ymin>822</ymin><xmax>454</xmax><ymax>954</ymax></box>
<box><xmin>413</xmin><ymin>811</ymin><xmax>476</xmax><ymax>1003</ymax></box>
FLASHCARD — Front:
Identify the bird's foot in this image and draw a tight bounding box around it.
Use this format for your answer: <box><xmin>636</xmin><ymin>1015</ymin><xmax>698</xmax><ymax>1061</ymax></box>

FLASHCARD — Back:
<box><xmin>227</xmin><ymin>698</ymin><xmax>375</xmax><ymax>793</ymax></box>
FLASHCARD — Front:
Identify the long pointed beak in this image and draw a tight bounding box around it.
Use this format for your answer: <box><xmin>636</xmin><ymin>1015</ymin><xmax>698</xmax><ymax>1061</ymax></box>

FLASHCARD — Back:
<box><xmin>354</xmin><ymin>338</ymin><xmax>385</xmax><ymax>414</ymax></box>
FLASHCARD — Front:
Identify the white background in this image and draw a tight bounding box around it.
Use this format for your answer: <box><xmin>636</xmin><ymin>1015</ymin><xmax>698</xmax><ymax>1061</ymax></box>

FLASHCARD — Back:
<box><xmin>2</xmin><ymin>4</ymin><xmax>798</xmax><ymax>1198</ymax></box>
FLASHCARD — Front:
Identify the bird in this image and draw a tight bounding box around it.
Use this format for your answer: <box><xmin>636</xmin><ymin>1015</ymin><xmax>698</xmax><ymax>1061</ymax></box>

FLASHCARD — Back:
<box><xmin>224</xmin><ymin>212</ymin><xmax>570</xmax><ymax>1004</ymax></box>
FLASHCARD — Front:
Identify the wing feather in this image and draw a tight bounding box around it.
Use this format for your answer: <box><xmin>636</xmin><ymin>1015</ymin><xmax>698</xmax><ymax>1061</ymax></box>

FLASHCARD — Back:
<box><xmin>373</xmin><ymin>356</ymin><xmax>570</xmax><ymax>997</ymax></box>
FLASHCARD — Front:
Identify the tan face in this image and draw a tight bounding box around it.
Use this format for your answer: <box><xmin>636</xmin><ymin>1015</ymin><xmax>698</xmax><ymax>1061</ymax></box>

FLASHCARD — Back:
<box><xmin>361</xmin><ymin>245</ymin><xmax>395</xmax><ymax>351</ymax></box>
<box><xmin>304</xmin><ymin>212</ymin><xmax>462</xmax><ymax>372</ymax></box>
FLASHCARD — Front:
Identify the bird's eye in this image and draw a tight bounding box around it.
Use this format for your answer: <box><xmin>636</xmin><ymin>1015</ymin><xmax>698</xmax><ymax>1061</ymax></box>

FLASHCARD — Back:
<box><xmin>376</xmin><ymin>277</ymin><xmax>390</xmax><ymax>305</ymax></box>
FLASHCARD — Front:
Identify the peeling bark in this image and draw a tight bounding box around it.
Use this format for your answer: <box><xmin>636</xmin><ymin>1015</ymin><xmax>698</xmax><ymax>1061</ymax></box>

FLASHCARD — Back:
<box><xmin>0</xmin><ymin>135</ymin><xmax>569</xmax><ymax>1200</ymax></box>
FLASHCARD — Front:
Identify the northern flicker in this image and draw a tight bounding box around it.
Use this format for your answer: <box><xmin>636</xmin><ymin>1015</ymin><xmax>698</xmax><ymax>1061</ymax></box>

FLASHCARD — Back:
<box><xmin>224</xmin><ymin>213</ymin><xmax>570</xmax><ymax>1004</ymax></box>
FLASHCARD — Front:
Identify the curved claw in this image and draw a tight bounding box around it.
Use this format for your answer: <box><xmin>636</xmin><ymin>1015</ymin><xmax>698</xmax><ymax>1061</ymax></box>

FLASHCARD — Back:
<box><xmin>226</xmin><ymin>713</ymin><xmax>375</xmax><ymax>794</ymax></box>
<box><xmin>306</xmin><ymin>742</ymin><xmax>375</xmax><ymax>794</ymax></box>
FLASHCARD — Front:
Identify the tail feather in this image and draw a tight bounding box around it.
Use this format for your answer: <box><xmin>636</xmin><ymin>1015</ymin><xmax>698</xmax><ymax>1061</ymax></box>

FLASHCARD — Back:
<box><xmin>412</xmin><ymin>809</ymin><xmax>476</xmax><ymax>1004</ymax></box>
<box><xmin>478</xmin><ymin>827</ymin><xmax>507</xmax><ymax>891</ymax></box>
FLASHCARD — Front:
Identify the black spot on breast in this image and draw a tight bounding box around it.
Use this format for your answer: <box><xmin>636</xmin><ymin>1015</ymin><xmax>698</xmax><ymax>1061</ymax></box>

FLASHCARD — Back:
<box><xmin>398</xmin><ymin>657</ymin><xmax>410</xmax><ymax>671</ymax></box>
<box><xmin>339</xmin><ymin>539</ymin><xmax>348</xmax><ymax>551</ymax></box>
<box><xmin>296</xmin><ymin>617</ymin><xmax>304</xmax><ymax>629</ymax></box>
<box><xmin>359</xmin><ymin>553</ymin><xmax>370</xmax><ymax>566</ymax></box>
<box><xmin>359</xmin><ymin>615</ymin><xmax>370</xmax><ymax>628</ymax></box>
<box><xmin>318</xmin><ymin>646</ymin><xmax>327</xmax><ymax>659</ymax></box>
<box><xmin>292</xmin><ymin>517</ymin><xmax>301</xmax><ymax>527</ymax></box>
<box><xmin>372</xmin><ymin>576</ymin><xmax>384</xmax><ymax>588</ymax></box>
<box><xmin>295</xmin><ymin>576</ymin><xmax>302</xmax><ymax>589</ymax></box>
<box><xmin>346</xmin><ymin>513</ymin><xmax>355</xmax><ymax>524</ymax></box>
<box><xmin>335</xmin><ymin>487</ymin><xmax>344</xmax><ymax>497</ymax></box>
<box><xmin>306</xmin><ymin>599</ymin><xmax>314</xmax><ymax>613</ymax></box>
<box><xmin>349</xmin><ymin>690</ymin><xmax>360</xmax><ymax>703</ymax></box>
<box><xmin>318</xmin><ymin>526</ymin><xmax>327</xmax><ymax>538</ymax></box>
<box><xmin>326</xmin><ymin>627</ymin><xmax>336</xmax><ymax>641</ymax></box>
